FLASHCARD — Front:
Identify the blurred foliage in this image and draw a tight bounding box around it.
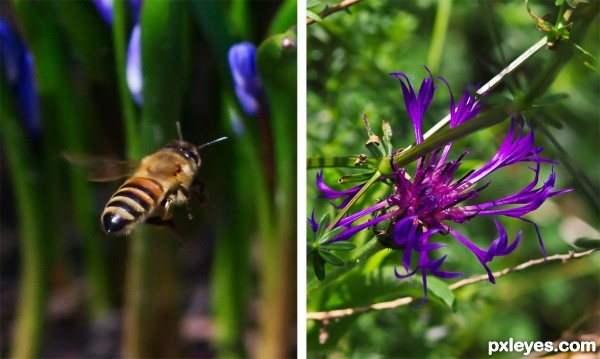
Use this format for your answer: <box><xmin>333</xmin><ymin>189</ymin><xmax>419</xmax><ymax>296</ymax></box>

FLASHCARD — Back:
<box><xmin>307</xmin><ymin>0</ymin><xmax>599</xmax><ymax>357</ymax></box>
<box><xmin>1</xmin><ymin>0</ymin><xmax>296</xmax><ymax>358</ymax></box>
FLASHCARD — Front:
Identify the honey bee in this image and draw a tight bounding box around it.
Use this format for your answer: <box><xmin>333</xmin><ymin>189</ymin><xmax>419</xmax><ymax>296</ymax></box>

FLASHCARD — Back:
<box><xmin>66</xmin><ymin>124</ymin><xmax>226</xmax><ymax>235</ymax></box>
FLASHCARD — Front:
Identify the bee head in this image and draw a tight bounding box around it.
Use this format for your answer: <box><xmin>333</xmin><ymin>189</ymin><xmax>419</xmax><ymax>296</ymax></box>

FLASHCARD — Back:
<box><xmin>169</xmin><ymin>122</ymin><xmax>227</xmax><ymax>166</ymax></box>
<box><xmin>166</xmin><ymin>140</ymin><xmax>201</xmax><ymax>165</ymax></box>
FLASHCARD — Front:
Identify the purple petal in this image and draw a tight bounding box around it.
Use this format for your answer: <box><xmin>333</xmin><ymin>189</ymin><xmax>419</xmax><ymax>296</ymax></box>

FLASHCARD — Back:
<box><xmin>126</xmin><ymin>24</ymin><xmax>143</xmax><ymax>105</ymax></box>
<box><xmin>308</xmin><ymin>209</ymin><xmax>318</xmax><ymax>233</ymax></box>
<box><xmin>389</xmin><ymin>67</ymin><xmax>435</xmax><ymax>144</ymax></box>
<box><xmin>228</xmin><ymin>42</ymin><xmax>264</xmax><ymax>117</ymax></box>
<box><xmin>0</xmin><ymin>21</ymin><xmax>40</xmax><ymax>136</ymax></box>
<box><xmin>130</xmin><ymin>0</ymin><xmax>143</xmax><ymax>23</ymax></box>
<box><xmin>316</xmin><ymin>170</ymin><xmax>364</xmax><ymax>209</ymax></box>
<box><xmin>466</xmin><ymin>169</ymin><xmax>571</xmax><ymax>218</ymax></box>
<box><xmin>92</xmin><ymin>0</ymin><xmax>114</xmax><ymax>24</ymax></box>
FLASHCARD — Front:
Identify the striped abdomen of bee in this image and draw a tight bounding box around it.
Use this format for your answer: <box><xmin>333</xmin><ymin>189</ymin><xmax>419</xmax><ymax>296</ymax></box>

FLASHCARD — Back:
<box><xmin>101</xmin><ymin>140</ymin><xmax>201</xmax><ymax>235</ymax></box>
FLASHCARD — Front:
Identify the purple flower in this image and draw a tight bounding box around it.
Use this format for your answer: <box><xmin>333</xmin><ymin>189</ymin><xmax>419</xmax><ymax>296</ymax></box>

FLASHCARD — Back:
<box><xmin>92</xmin><ymin>0</ymin><xmax>142</xmax><ymax>25</ymax></box>
<box><xmin>0</xmin><ymin>20</ymin><xmax>40</xmax><ymax>136</ymax></box>
<box><xmin>228</xmin><ymin>42</ymin><xmax>264</xmax><ymax>117</ymax></box>
<box><xmin>126</xmin><ymin>24</ymin><xmax>142</xmax><ymax>105</ymax></box>
<box><xmin>92</xmin><ymin>0</ymin><xmax>143</xmax><ymax>104</ymax></box>
<box><xmin>92</xmin><ymin>0</ymin><xmax>114</xmax><ymax>24</ymax></box>
<box><xmin>314</xmin><ymin>67</ymin><xmax>572</xmax><ymax>301</ymax></box>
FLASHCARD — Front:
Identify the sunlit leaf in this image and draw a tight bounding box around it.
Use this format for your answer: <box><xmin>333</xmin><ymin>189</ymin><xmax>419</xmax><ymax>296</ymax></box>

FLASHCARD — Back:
<box><xmin>320</xmin><ymin>241</ymin><xmax>357</xmax><ymax>251</ymax></box>
<box><xmin>425</xmin><ymin>276</ymin><xmax>456</xmax><ymax>310</ymax></box>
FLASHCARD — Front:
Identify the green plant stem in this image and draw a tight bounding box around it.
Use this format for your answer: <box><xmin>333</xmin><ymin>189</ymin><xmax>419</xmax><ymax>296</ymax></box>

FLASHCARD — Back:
<box><xmin>535</xmin><ymin>120</ymin><xmax>599</xmax><ymax>216</ymax></box>
<box><xmin>307</xmin><ymin>238</ymin><xmax>385</xmax><ymax>295</ymax></box>
<box><xmin>2</xmin><ymin>82</ymin><xmax>48</xmax><ymax>359</ymax></box>
<box><xmin>122</xmin><ymin>231</ymin><xmax>181</xmax><ymax>358</ymax></box>
<box><xmin>190</xmin><ymin>4</ymin><xmax>255</xmax><ymax>357</ymax></box>
<box><xmin>11</xmin><ymin>2</ymin><xmax>112</xmax><ymax>351</ymax></box>
<box><xmin>427</xmin><ymin>0</ymin><xmax>452</xmax><ymax>74</ymax></box>
<box><xmin>256</xmin><ymin>31</ymin><xmax>297</xmax><ymax>359</ymax></box>
<box><xmin>327</xmin><ymin>171</ymin><xmax>382</xmax><ymax>231</ymax></box>
<box><xmin>37</xmin><ymin>1</ymin><xmax>111</xmax><ymax>318</ymax></box>
<box><xmin>211</xmin><ymin>97</ymin><xmax>264</xmax><ymax>359</ymax></box>
<box><xmin>112</xmin><ymin>0</ymin><xmax>138</xmax><ymax>157</ymax></box>
<box><xmin>423</xmin><ymin>36</ymin><xmax>548</xmax><ymax>140</ymax></box>
<box><xmin>121</xmin><ymin>2</ymin><xmax>190</xmax><ymax>357</ymax></box>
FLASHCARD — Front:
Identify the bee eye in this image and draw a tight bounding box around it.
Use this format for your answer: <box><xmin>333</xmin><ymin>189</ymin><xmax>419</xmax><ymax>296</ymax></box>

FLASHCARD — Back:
<box><xmin>179</xmin><ymin>149</ymin><xmax>199</xmax><ymax>164</ymax></box>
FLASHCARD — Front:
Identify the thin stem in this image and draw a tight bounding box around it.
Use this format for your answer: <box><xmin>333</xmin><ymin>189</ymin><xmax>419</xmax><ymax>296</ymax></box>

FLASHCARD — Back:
<box><xmin>307</xmin><ymin>249</ymin><xmax>597</xmax><ymax>320</ymax></box>
<box><xmin>307</xmin><ymin>0</ymin><xmax>364</xmax><ymax>25</ymax></box>
<box><xmin>2</xmin><ymin>81</ymin><xmax>48</xmax><ymax>359</ymax></box>
<box><xmin>326</xmin><ymin>171</ymin><xmax>382</xmax><ymax>231</ymax></box>
<box><xmin>112</xmin><ymin>0</ymin><xmax>139</xmax><ymax>158</ymax></box>
<box><xmin>427</xmin><ymin>0</ymin><xmax>452</xmax><ymax>74</ymax></box>
<box><xmin>422</xmin><ymin>36</ymin><xmax>548</xmax><ymax>141</ymax></box>
<box><xmin>535</xmin><ymin>120</ymin><xmax>599</xmax><ymax>216</ymax></box>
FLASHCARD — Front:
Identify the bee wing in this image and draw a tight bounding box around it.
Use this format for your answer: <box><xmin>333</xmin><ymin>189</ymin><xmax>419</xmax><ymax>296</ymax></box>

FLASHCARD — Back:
<box><xmin>64</xmin><ymin>152</ymin><xmax>139</xmax><ymax>182</ymax></box>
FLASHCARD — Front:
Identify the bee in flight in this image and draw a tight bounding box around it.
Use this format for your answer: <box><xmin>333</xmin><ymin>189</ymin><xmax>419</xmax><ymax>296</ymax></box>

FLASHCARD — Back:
<box><xmin>66</xmin><ymin>124</ymin><xmax>226</xmax><ymax>235</ymax></box>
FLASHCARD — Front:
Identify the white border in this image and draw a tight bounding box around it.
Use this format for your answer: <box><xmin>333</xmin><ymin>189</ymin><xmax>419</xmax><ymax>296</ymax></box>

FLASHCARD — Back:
<box><xmin>296</xmin><ymin>0</ymin><xmax>307</xmax><ymax>356</ymax></box>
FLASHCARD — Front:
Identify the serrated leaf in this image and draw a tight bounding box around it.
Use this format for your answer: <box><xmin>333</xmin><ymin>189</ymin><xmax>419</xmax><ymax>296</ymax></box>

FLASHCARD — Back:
<box><xmin>320</xmin><ymin>241</ymin><xmax>357</xmax><ymax>251</ymax></box>
<box><xmin>318</xmin><ymin>249</ymin><xmax>345</xmax><ymax>266</ymax></box>
<box><xmin>312</xmin><ymin>252</ymin><xmax>325</xmax><ymax>280</ymax></box>
<box><xmin>573</xmin><ymin>237</ymin><xmax>600</xmax><ymax>250</ymax></box>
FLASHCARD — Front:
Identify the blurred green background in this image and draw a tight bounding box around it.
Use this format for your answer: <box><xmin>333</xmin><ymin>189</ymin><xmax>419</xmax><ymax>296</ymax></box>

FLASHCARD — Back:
<box><xmin>1</xmin><ymin>0</ymin><xmax>296</xmax><ymax>358</ymax></box>
<box><xmin>307</xmin><ymin>0</ymin><xmax>599</xmax><ymax>357</ymax></box>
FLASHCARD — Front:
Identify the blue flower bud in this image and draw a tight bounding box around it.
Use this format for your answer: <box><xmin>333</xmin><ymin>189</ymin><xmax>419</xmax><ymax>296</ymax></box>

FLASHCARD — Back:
<box><xmin>0</xmin><ymin>20</ymin><xmax>40</xmax><ymax>136</ymax></box>
<box><xmin>228</xmin><ymin>42</ymin><xmax>264</xmax><ymax>117</ymax></box>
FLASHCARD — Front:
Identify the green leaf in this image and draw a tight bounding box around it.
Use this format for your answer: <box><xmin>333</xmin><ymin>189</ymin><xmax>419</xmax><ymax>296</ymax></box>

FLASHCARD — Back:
<box><xmin>256</xmin><ymin>29</ymin><xmax>297</xmax><ymax>211</ymax></box>
<box><xmin>307</xmin><ymin>0</ymin><xmax>322</xmax><ymax>8</ymax></box>
<box><xmin>318</xmin><ymin>249</ymin><xmax>345</xmax><ymax>266</ymax></box>
<box><xmin>313</xmin><ymin>252</ymin><xmax>326</xmax><ymax>280</ymax></box>
<box><xmin>320</xmin><ymin>242</ymin><xmax>357</xmax><ymax>251</ymax></box>
<box><xmin>425</xmin><ymin>276</ymin><xmax>456</xmax><ymax>310</ymax></box>
<box><xmin>535</xmin><ymin>93</ymin><xmax>569</xmax><ymax>107</ymax></box>
<box><xmin>52</xmin><ymin>1</ymin><xmax>116</xmax><ymax>88</ymax></box>
<box><xmin>338</xmin><ymin>171</ymin><xmax>378</xmax><ymax>184</ymax></box>
<box><xmin>316</xmin><ymin>212</ymin><xmax>331</xmax><ymax>240</ymax></box>
<box><xmin>319</xmin><ymin>226</ymin><xmax>346</xmax><ymax>244</ymax></box>
<box><xmin>573</xmin><ymin>237</ymin><xmax>600</xmax><ymax>250</ymax></box>
<box><xmin>268</xmin><ymin>0</ymin><xmax>297</xmax><ymax>35</ymax></box>
<box><xmin>307</xmin><ymin>10</ymin><xmax>322</xmax><ymax>22</ymax></box>
<box><xmin>140</xmin><ymin>0</ymin><xmax>191</xmax><ymax>149</ymax></box>
<box><xmin>191</xmin><ymin>1</ymin><xmax>234</xmax><ymax>85</ymax></box>
<box><xmin>307</xmin><ymin>156</ymin><xmax>374</xmax><ymax>169</ymax></box>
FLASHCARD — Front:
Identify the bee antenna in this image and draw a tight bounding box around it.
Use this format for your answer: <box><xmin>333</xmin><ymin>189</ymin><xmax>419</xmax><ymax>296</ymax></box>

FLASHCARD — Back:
<box><xmin>198</xmin><ymin>137</ymin><xmax>228</xmax><ymax>150</ymax></box>
<box><xmin>175</xmin><ymin>122</ymin><xmax>184</xmax><ymax>141</ymax></box>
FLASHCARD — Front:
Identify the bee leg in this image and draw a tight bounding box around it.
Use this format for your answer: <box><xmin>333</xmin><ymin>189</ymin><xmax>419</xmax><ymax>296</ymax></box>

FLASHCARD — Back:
<box><xmin>146</xmin><ymin>216</ymin><xmax>180</xmax><ymax>237</ymax></box>
<box><xmin>162</xmin><ymin>196</ymin><xmax>174</xmax><ymax>215</ymax></box>
<box><xmin>177</xmin><ymin>185</ymin><xmax>194</xmax><ymax>220</ymax></box>
<box><xmin>192</xmin><ymin>178</ymin><xmax>205</xmax><ymax>203</ymax></box>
